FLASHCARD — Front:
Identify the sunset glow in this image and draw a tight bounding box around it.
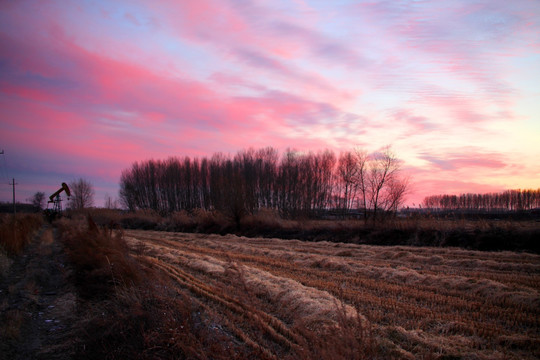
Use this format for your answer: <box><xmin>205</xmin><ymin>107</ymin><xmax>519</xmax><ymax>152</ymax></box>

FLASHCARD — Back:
<box><xmin>1</xmin><ymin>0</ymin><xmax>539</xmax><ymax>206</ymax></box>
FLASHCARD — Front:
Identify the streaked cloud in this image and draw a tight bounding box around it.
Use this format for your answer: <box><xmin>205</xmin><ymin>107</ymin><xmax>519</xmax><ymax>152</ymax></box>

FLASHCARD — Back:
<box><xmin>0</xmin><ymin>0</ymin><xmax>538</xmax><ymax>206</ymax></box>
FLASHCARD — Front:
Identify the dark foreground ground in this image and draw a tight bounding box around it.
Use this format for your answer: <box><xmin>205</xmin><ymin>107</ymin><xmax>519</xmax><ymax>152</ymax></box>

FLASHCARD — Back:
<box><xmin>0</xmin><ymin>226</ymin><xmax>77</xmax><ymax>359</ymax></box>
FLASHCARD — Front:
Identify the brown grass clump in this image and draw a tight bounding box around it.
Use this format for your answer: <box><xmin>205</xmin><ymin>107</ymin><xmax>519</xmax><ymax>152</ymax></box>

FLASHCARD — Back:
<box><xmin>79</xmin><ymin>207</ymin><xmax>124</xmax><ymax>226</ymax></box>
<box><xmin>0</xmin><ymin>214</ymin><xmax>43</xmax><ymax>256</ymax></box>
<box><xmin>57</xmin><ymin>216</ymin><xmax>142</xmax><ymax>299</ymax></box>
<box><xmin>116</xmin><ymin>209</ymin><xmax>162</xmax><ymax>230</ymax></box>
<box><xmin>241</xmin><ymin>208</ymin><xmax>287</xmax><ymax>231</ymax></box>
<box><xmin>240</xmin><ymin>264</ymin><xmax>360</xmax><ymax>328</ymax></box>
<box><xmin>293</xmin><ymin>304</ymin><xmax>377</xmax><ymax>360</ymax></box>
<box><xmin>167</xmin><ymin>210</ymin><xmax>196</xmax><ymax>230</ymax></box>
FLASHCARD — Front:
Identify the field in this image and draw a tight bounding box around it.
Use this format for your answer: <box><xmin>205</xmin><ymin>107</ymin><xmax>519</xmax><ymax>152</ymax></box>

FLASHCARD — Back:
<box><xmin>123</xmin><ymin>229</ymin><xmax>540</xmax><ymax>359</ymax></box>
<box><xmin>1</xmin><ymin>214</ymin><xmax>538</xmax><ymax>359</ymax></box>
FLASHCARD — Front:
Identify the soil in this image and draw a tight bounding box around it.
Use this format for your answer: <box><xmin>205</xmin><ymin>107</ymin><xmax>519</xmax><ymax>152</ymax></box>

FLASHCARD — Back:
<box><xmin>0</xmin><ymin>225</ymin><xmax>78</xmax><ymax>360</ymax></box>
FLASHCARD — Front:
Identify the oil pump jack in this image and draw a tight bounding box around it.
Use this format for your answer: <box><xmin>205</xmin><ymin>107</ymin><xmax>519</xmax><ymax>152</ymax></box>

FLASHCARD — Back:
<box><xmin>48</xmin><ymin>182</ymin><xmax>71</xmax><ymax>212</ymax></box>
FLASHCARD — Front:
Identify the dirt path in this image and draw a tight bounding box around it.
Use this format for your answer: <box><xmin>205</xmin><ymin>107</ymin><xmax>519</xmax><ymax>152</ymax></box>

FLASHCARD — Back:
<box><xmin>0</xmin><ymin>225</ymin><xmax>78</xmax><ymax>360</ymax></box>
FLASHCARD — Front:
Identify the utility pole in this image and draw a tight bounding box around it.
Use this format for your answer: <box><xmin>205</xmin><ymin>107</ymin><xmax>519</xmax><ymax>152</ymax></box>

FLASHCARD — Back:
<box><xmin>9</xmin><ymin>178</ymin><xmax>17</xmax><ymax>214</ymax></box>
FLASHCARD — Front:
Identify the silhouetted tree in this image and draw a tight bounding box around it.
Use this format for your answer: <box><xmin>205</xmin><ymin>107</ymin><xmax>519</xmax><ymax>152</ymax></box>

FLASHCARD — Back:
<box><xmin>104</xmin><ymin>193</ymin><xmax>117</xmax><ymax>209</ymax></box>
<box><xmin>69</xmin><ymin>178</ymin><xmax>94</xmax><ymax>210</ymax></box>
<box><xmin>367</xmin><ymin>147</ymin><xmax>402</xmax><ymax>220</ymax></box>
<box><xmin>422</xmin><ymin>188</ymin><xmax>540</xmax><ymax>212</ymax></box>
<box><xmin>337</xmin><ymin>151</ymin><xmax>359</xmax><ymax>214</ymax></box>
<box><xmin>29</xmin><ymin>191</ymin><xmax>46</xmax><ymax>210</ymax></box>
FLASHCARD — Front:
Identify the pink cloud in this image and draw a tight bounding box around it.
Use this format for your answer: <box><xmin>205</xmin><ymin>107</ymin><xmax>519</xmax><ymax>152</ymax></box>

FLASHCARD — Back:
<box><xmin>411</xmin><ymin>91</ymin><xmax>490</xmax><ymax>124</ymax></box>
<box><xmin>347</xmin><ymin>0</ymin><xmax>535</xmax><ymax>123</ymax></box>
<box><xmin>419</xmin><ymin>151</ymin><xmax>507</xmax><ymax>171</ymax></box>
<box><xmin>390</xmin><ymin>109</ymin><xmax>438</xmax><ymax>135</ymax></box>
<box><xmin>135</xmin><ymin>1</ymin><xmax>358</xmax><ymax>103</ymax></box>
<box><xmin>1</xmin><ymin>15</ymin><xmax>356</xmax><ymax>186</ymax></box>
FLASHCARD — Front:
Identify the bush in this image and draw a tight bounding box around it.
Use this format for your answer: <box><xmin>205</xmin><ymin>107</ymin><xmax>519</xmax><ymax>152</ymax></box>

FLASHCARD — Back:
<box><xmin>120</xmin><ymin>210</ymin><xmax>161</xmax><ymax>230</ymax></box>
<box><xmin>192</xmin><ymin>209</ymin><xmax>230</xmax><ymax>233</ymax></box>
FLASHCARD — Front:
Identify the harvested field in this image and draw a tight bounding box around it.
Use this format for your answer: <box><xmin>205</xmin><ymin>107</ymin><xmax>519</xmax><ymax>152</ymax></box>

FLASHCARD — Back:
<box><xmin>125</xmin><ymin>230</ymin><xmax>540</xmax><ymax>359</ymax></box>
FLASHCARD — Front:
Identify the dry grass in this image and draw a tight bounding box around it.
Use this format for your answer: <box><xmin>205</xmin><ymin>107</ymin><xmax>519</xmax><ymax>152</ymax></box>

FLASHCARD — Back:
<box><xmin>0</xmin><ymin>214</ymin><xmax>43</xmax><ymax>256</ymax></box>
<box><xmin>56</xmin><ymin>216</ymin><xmax>143</xmax><ymax>299</ymax></box>
<box><xmin>56</xmin><ymin>217</ymin><xmax>254</xmax><ymax>359</ymax></box>
<box><xmin>79</xmin><ymin>208</ymin><xmax>540</xmax><ymax>252</ymax></box>
<box><xmin>49</xmin><ymin>215</ymin><xmax>539</xmax><ymax>358</ymax></box>
<box><xmin>0</xmin><ymin>247</ymin><xmax>12</xmax><ymax>280</ymax></box>
<box><xmin>125</xmin><ymin>229</ymin><xmax>540</xmax><ymax>359</ymax></box>
<box><xmin>0</xmin><ymin>308</ymin><xmax>24</xmax><ymax>340</ymax></box>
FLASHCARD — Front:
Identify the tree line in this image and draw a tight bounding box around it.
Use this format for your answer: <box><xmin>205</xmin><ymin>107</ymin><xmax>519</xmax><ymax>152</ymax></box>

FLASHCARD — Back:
<box><xmin>119</xmin><ymin>146</ymin><xmax>408</xmax><ymax>222</ymax></box>
<box><xmin>422</xmin><ymin>189</ymin><xmax>540</xmax><ymax>212</ymax></box>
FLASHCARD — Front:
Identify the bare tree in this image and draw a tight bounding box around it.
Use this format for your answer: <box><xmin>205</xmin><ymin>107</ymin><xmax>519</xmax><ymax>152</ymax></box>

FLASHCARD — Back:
<box><xmin>367</xmin><ymin>146</ymin><xmax>402</xmax><ymax>221</ymax></box>
<box><xmin>347</xmin><ymin>146</ymin><xmax>407</xmax><ymax>222</ymax></box>
<box><xmin>352</xmin><ymin>149</ymin><xmax>369</xmax><ymax>222</ymax></box>
<box><xmin>69</xmin><ymin>178</ymin><xmax>95</xmax><ymax>210</ymax></box>
<box><xmin>119</xmin><ymin>168</ymin><xmax>138</xmax><ymax>211</ymax></box>
<box><xmin>383</xmin><ymin>175</ymin><xmax>409</xmax><ymax>213</ymax></box>
<box><xmin>337</xmin><ymin>151</ymin><xmax>359</xmax><ymax>215</ymax></box>
<box><xmin>104</xmin><ymin>193</ymin><xmax>117</xmax><ymax>209</ymax></box>
<box><xmin>29</xmin><ymin>191</ymin><xmax>46</xmax><ymax>210</ymax></box>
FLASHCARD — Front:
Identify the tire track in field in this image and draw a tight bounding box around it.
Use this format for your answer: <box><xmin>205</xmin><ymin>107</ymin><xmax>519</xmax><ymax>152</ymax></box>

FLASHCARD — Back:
<box><xmin>140</xmin><ymin>254</ymin><xmax>304</xmax><ymax>358</ymax></box>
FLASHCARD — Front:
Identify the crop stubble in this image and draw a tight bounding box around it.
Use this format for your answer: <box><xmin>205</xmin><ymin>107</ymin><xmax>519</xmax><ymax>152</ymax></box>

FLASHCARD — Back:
<box><xmin>125</xmin><ymin>230</ymin><xmax>539</xmax><ymax>359</ymax></box>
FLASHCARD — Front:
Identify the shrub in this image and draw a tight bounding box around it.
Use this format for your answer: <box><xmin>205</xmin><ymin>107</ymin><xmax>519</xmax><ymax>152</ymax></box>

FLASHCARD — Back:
<box><xmin>240</xmin><ymin>208</ymin><xmax>283</xmax><ymax>234</ymax></box>
<box><xmin>156</xmin><ymin>210</ymin><xmax>196</xmax><ymax>232</ymax></box>
<box><xmin>192</xmin><ymin>209</ymin><xmax>231</xmax><ymax>233</ymax></box>
<box><xmin>119</xmin><ymin>210</ymin><xmax>161</xmax><ymax>230</ymax></box>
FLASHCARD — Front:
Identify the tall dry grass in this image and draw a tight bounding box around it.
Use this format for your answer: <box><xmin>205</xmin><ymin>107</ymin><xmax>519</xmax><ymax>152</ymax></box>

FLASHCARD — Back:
<box><xmin>0</xmin><ymin>214</ymin><xmax>43</xmax><ymax>256</ymax></box>
<box><xmin>57</xmin><ymin>216</ymin><xmax>142</xmax><ymax>299</ymax></box>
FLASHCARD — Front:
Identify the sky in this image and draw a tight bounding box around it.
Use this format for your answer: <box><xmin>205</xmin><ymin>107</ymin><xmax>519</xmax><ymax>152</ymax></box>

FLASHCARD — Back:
<box><xmin>0</xmin><ymin>0</ymin><xmax>539</xmax><ymax>208</ymax></box>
